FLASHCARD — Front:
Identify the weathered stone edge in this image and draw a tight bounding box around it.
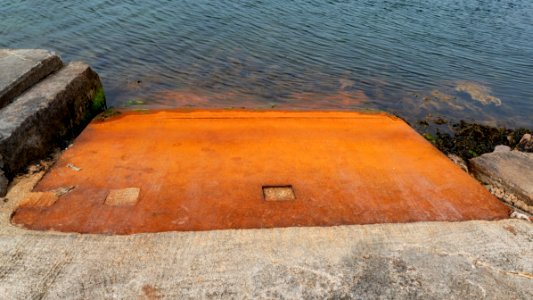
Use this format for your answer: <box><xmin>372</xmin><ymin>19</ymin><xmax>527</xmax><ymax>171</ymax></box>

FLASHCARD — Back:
<box><xmin>0</xmin><ymin>54</ymin><xmax>63</xmax><ymax>110</ymax></box>
<box><xmin>0</xmin><ymin>62</ymin><xmax>106</xmax><ymax>185</ymax></box>
<box><xmin>0</xmin><ymin>154</ymin><xmax>6</xmax><ymax>196</ymax></box>
<box><xmin>470</xmin><ymin>157</ymin><xmax>533</xmax><ymax>213</ymax></box>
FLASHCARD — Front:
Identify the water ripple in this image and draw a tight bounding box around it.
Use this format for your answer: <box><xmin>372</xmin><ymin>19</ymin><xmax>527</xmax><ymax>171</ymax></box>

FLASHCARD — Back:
<box><xmin>1</xmin><ymin>0</ymin><xmax>532</xmax><ymax>127</ymax></box>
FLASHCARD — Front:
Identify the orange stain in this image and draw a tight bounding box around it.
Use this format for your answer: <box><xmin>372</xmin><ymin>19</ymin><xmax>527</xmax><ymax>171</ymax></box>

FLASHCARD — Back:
<box><xmin>11</xmin><ymin>110</ymin><xmax>509</xmax><ymax>234</ymax></box>
<box><xmin>153</xmin><ymin>89</ymin><xmax>262</xmax><ymax>108</ymax></box>
<box><xmin>286</xmin><ymin>90</ymin><xmax>369</xmax><ymax>109</ymax></box>
<box><xmin>149</xmin><ymin>88</ymin><xmax>369</xmax><ymax>110</ymax></box>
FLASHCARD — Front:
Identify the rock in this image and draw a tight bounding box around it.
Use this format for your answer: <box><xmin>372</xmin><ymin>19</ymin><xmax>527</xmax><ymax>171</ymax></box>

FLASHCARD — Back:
<box><xmin>66</xmin><ymin>163</ymin><xmax>81</xmax><ymax>172</ymax></box>
<box><xmin>0</xmin><ymin>61</ymin><xmax>106</xmax><ymax>179</ymax></box>
<box><xmin>0</xmin><ymin>154</ymin><xmax>5</xmax><ymax>197</ymax></box>
<box><xmin>0</xmin><ymin>170</ymin><xmax>7</xmax><ymax>197</ymax></box>
<box><xmin>485</xmin><ymin>184</ymin><xmax>530</xmax><ymax>213</ymax></box>
<box><xmin>493</xmin><ymin>145</ymin><xmax>511</xmax><ymax>152</ymax></box>
<box><xmin>516</xmin><ymin>133</ymin><xmax>532</xmax><ymax>152</ymax></box>
<box><xmin>447</xmin><ymin>154</ymin><xmax>468</xmax><ymax>172</ymax></box>
<box><xmin>27</xmin><ymin>164</ymin><xmax>43</xmax><ymax>174</ymax></box>
<box><xmin>510</xmin><ymin>211</ymin><xmax>531</xmax><ymax>222</ymax></box>
<box><xmin>470</xmin><ymin>151</ymin><xmax>533</xmax><ymax>213</ymax></box>
<box><xmin>0</xmin><ymin>49</ymin><xmax>62</xmax><ymax>109</ymax></box>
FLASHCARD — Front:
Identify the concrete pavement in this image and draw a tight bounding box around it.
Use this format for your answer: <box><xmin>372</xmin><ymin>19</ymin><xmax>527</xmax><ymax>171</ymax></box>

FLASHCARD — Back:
<box><xmin>1</xmin><ymin>172</ymin><xmax>532</xmax><ymax>299</ymax></box>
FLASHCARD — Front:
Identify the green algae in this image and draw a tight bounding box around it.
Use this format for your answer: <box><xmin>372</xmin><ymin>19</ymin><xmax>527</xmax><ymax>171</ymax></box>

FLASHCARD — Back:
<box><xmin>423</xmin><ymin>133</ymin><xmax>436</xmax><ymax>144</ymax></box>
<box><xmin>94</xmin><ymin>107</ymin><xmax>121</xmax><ymax>121</ymax></box>
<box><xmin>91</xmin><ymin>87</ymin><xmax>106</xmax><ymax>112</ymax></box>
<box><xmin>133</xmin><ymin>108</ymin><xmax>151</xmax><ymax>114</ymax></box>
<box><xmin>126</xmin><ymin>99</ymin><xmax>146</xmax><ymax>106</ymax></box>
<box><xmin>81</xmin><ymin>86</ymin><xmax>107</xmax><ymax>125</ymax></box>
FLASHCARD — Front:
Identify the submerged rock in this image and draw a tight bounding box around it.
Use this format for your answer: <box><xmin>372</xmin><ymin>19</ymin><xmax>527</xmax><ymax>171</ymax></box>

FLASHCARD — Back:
<box><xmin>455</xmin><ymin>81</ymin><xmax>502</xmax><ymax>106</ymax></box>
<box><xmin>420</xmin><ymin>121</ymin><xmax>531</xmax><ymax>161</ymax></box>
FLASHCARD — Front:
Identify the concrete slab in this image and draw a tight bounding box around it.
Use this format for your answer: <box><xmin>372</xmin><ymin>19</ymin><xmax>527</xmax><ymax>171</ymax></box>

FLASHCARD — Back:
<box><xmin>1</xmin><ymin>170</ymin><xmax>532</xmax><ymax>299</ymax></box>
<box><xmin>1</xmin><ymin>222</ymin><xmax>532</xmax><ymax>299</ymax></box>
<box><xmin>0</xmin><ymin>62</ymin><xmax>106</xmax><ymax>181</ymax></box>
<box><xmin>0</xmin><ymin>49</ymin><xmax>62</xmax><ymax>109</ymax></box>
<box><xmin>470</xmin><ymin>151</ymin><xmax>533</xmax><ymax>213</ymax></box>
<box><xmin>11</xmin><ymin>110</ymin><xmax>509</xmax><ymax>234</ymax></box>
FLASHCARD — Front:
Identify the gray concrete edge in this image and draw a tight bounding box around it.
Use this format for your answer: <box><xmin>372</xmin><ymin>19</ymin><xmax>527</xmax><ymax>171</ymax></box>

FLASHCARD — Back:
<box><xmin>0</xmin><ymin>172</ymin><xmax>532</xmax><ymax>299</ymax></box>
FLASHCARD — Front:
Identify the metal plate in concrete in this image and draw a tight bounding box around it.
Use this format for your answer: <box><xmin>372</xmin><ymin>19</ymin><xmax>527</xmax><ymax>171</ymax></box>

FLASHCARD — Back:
<box><xmin>11</xmin><ymin>110</ymin><xmax>510</xmax><ymax>234</ymax></box>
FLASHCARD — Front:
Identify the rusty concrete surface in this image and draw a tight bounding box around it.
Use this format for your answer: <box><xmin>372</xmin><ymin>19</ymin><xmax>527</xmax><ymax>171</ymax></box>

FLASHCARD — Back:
<box><xmin>12</xmin><ymin>110</ymin><xmax>509</xmax><ymax>234</ymax></box>
<box><xmin>1</xmin><ymin>170</ymin><xmax>532</xmax><ymax>299</ymax></box>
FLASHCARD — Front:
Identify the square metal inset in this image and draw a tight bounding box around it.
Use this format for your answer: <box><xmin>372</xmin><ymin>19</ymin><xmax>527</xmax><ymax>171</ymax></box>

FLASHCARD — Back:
<box><xmin>262</xmin><ymin>186</ymin><xmax>296</xmax><ymax>201</ymax></box>
<box><xmin>105</xmin><ymin>188</ymin><xmax>140</xmax><ymax>206</ymax></box>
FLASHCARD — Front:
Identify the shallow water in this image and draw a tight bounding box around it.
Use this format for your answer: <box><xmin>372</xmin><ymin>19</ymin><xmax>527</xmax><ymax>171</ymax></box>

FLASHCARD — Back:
<box><xmin>1</xmin><ymin>0</ymin><xmax>532</xmax><ymax>127</ymax></box>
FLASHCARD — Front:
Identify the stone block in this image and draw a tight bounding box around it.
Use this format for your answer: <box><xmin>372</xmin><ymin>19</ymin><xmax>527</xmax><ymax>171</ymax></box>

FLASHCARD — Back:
<box><xmin>0</xmin><ymin>49</ymin><xmax>63</xmax><ymax>109</ymax></box>
<box><xmin>0</xmin><ymin>154</ymin><xmax>5</xmax><ymax>196</ymax></box>
<box><xmin>0</xmin><ymin>170</ymin><xmax>7</xmax><ymax>197</ymax></box>
<box><xmin>470</xmin><ymin>151</ymin><xmax>533</xmax><ymax>213</ymax></box>
<box><xmin>0</xmin><ymin>62</ymin><xmax>106</xmax><ymax>183</ymax></box>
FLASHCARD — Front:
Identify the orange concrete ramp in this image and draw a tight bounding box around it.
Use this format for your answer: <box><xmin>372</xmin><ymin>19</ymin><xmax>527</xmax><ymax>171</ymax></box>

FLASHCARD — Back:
<box><xmin>12</xmin><ymin>110</ymin><xmax>509</xmax><ymax>234</ymax></box>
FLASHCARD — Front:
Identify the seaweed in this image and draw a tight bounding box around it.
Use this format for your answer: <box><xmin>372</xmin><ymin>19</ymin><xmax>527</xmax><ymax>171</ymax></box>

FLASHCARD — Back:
<box><xmin>428</xmin><ymin>121</ymin><xmax>531</xmax><ymax>160</ymax></box>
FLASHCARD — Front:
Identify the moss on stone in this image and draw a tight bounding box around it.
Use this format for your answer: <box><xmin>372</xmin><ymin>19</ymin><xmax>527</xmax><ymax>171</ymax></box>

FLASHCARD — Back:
<box><xmin>94</xmin><ymin>108</ymin><xmax>121</xmax><ymax>121</ymax></box>
<box><xmin>423</xmin><ymin>133</ymin><xmax>436</xmax><ymax>144</ymax></box>
<box><xmin>91</xmin><ymin>87</ymin><xmax>106</xmax><ymax>112</ymax></box>
<box><xmin>82</xmin><ymin>86</ymin><xmax>107</xmax><ymax>125</ymax></box>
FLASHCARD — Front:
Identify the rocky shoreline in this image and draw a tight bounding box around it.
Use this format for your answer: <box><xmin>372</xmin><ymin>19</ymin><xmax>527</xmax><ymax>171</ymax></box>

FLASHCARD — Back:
<box><xmin>416</xmin><ymin>119</ymin><xmax>531</xmax><ymax>160</ymax></box>
<box><xmin>413</xmin><ymin>119</ymin><xmax>532</xmax><ymax>216</ymax></box>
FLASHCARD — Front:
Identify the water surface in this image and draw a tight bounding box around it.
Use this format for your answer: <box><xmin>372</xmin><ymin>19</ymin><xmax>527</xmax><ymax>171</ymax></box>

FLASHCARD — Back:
<box><xmin>1</xmin><ymin>0</ymin><xmax>532</xmax><ymax>127</ymax></box>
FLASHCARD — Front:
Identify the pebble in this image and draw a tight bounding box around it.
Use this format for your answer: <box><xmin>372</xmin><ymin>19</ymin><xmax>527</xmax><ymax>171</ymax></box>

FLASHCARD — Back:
<box><xmin>447</xmin><ymin>154</ymin><xmax>468</xmax><ymax>172</ymax></box>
